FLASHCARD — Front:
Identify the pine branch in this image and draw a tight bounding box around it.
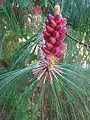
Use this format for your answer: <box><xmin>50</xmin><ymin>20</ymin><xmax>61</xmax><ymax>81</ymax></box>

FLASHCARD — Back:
<box><xmin>66</xmin><ymin>33</ymin><xmax>90</xmax><ymax>49</ymax></box>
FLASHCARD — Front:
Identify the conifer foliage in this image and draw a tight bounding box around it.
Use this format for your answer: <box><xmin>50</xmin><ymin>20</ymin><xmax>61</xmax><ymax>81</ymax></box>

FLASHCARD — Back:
<box><xmin>0</xmin><ymin>0</ymin><xmax>90</xmax><ymax>120</ymax></box>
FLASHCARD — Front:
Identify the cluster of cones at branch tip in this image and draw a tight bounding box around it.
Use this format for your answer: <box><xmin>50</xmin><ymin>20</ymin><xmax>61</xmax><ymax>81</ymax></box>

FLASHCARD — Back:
<box><xmin>41</xmin><ymin>4</ymin><xmax>69</xmax><ymax>67</ymax></box>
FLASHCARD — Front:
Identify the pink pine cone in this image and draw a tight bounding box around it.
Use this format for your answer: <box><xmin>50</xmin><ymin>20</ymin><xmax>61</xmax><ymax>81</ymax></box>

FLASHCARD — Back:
<box><xmin>46</xmin><ymin>42</ymin><xmax>53</xmax><ymax>50</ymax></box>
<box><xmin>47</xmin><ymin>14</ymin><xmax>54</xmax><ymax>20</ymax></box>
<box><xmin>57</xmin><ymin>34</ymin><xmax>66</xmax><ymax>42</ymax></box>
<box><xmin>58</xmin><ymin>18</ymin><xmax>67</xmax><ymax>26</ymax></box>
<box><xmin>54</xmin><ymin>42</ymin><xmax>66</xmax><ymax>50</ymax></box>
<box><xmin>59</xmin><ymin>27</ymin><xmax>68</xmax><ymax>35</ymax></box>
<box><xmin>55</xmin><ymin>25</ymin><xmax>62</xmax><ymax>32</ymax></box>
<box><xmin>45</xmin><ymin>19</ymin><xmax>49</xmax><ymax>25</ymax></box>
<box><xmin>46</xmin><ymin>25</ymin><xmax>54</xmax><ymax>33</ymax></box>
<box><xmin>49</xmin><ymin>37</ymin><xmax>56</xmax><ymax>44</ymax></box>
<box><xmin>50</xmin><ymin>20</ymin><xmax>57</xmax><ymax>28</ymax></box>
<box><xmin>44</xmin><ymin>35</ymin><xmax>49</xmax><ymax>42</ymax></box>
<box><xmin>43</xmin><ymin>31</ymin><xmax>51</xmax><ymax>37</ymax></box>
<box><xmin>41</xmin><ymin>47</ymin><xmax>50</xmax><ymax>54</ymax></box>
<box><xmin>52</xmin><ymin>31</ymin><xmax>59</xmax><ymax>39</ymax></box>
<box><xmin>55</xmin><ymin>51</ymin><xmax>64</xmax><ymax>58</ymax></box>
<box><xmin>45</xmin><ymin>54</ymin><xmax>53</xmax><ymax>60</ymax></box>
<box><xmin>42</xmin><ymin>12</ymin><xmax>68</xmax><ymax>60</ymax></box>
<box><xmin>54</xmin><ymin>14</ymin><xmax>62</xmax><ymax>23</ymax></box>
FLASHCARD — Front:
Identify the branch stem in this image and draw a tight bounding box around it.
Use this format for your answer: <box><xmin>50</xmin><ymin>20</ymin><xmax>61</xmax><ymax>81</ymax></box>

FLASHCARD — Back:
<box><xmin>66</xmin><ymin>33</ymin><xmax>90</xmax><ymax>49</ymax></box>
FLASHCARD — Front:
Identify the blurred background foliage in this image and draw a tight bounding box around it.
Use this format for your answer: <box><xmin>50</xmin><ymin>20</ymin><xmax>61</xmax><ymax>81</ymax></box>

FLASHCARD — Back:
<box><xmin>0</xmin><ymin>0</ymin><xmax>90</xmax><ymax>120</ymax></box>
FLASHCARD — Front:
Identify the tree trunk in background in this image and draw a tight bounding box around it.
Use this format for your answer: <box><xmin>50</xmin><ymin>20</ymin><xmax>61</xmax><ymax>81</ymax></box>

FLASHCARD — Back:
<box><xmin>0</xmin><ymin>31</ymin><xmax>6</xmax><ymax>57</ymax></box>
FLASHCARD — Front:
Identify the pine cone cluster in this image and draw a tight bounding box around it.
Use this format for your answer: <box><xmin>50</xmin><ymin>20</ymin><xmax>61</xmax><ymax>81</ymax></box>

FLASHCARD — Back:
<box><xmin>42</xmin><ymin>13</ymin><xmax>68</xmax><ymax>60</ymax></box>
